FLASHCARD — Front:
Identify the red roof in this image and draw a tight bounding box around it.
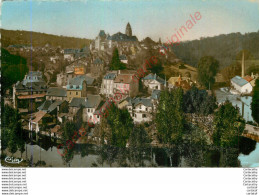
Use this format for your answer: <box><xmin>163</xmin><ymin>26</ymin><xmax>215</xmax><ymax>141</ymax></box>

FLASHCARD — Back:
<box><xmin>31</xmin><ymin>111</ymin><xmax>47</xmax><ymax>123</ymax></box>
<box><xmin>18</xmin><ymin>93</ymin><xmax>46</xmax><ymax>99</ymax></box>
<box><xmin>114</xmin><ymin>74</ymin><xmax>133</xmax><ymax>84</ymax></box>
<box><xmin>51</xmin><ymin>125</ymin><xmax>61</xmax><ymax>133</ymax></box>
<box><xmin>243</xmin><ymin>75</ymin><xmax>253</xmax><ymax>82</ymax></box>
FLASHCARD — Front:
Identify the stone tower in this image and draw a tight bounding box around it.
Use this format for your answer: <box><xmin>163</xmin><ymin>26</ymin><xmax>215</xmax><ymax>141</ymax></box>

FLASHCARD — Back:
<box><xmin>125</xmin><ymin>22</ymin><xmax>132</xmax><ymax>37</ymax></box>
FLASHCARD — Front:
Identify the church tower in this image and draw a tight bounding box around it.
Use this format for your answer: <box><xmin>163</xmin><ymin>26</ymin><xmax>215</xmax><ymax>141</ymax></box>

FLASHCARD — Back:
<box><xmin>125</xmin><ymin>22</ymin><xmax>132</xmax><ymax>37</ymax></box>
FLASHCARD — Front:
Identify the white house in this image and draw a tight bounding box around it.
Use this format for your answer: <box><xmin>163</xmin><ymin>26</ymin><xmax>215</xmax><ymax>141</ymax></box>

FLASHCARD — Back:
<box><xmin>119</xmin><ymin>54</ymin><xmax>128</xmax><ymax>64</ymax></box>
<box><xmin>142</xmin><ymin>73</ymin><xmax>165</xmax><ymax>92</ymax></box>
<box><xmin>83</xmin><ymin>95</ymin><xmax>102</xmax><ymax>124</ymax></box>
<box><xmin>231</xmin><ymin>76</ymin><xmax>253</xmax><ymax>94</ymax></box>
<box><xmin>127</xmin><ymin>97</ymin><xmax>153</xmax><ymax>123</ymax></box>
<box><xmin>100</xmin><ymin>72</ymin><xmax>117</xmax><ymax>97</ymax></box>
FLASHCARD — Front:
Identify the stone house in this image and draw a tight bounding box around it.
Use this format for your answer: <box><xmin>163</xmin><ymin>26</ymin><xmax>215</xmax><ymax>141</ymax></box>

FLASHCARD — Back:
<box><xmin>66</xmin><ymin>75</ymin><xmax>95</xmax><ymax>102</ymax></box>
<box><xmin>46</xmin><ymin>87</ymin><xmax>67</xmax><ymax>101</ymax></box>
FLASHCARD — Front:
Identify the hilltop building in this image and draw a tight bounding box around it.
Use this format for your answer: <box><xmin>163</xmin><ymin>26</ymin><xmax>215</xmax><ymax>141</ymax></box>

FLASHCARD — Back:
<box><xmin>125</xmin><ymin>22</ymin><xmax>132</xmax><ymax>36</ymax></box>
<box><xmin>93</xmin><ymin>23</ymin><xmax>138</xmax><ymax>51</ymax></box>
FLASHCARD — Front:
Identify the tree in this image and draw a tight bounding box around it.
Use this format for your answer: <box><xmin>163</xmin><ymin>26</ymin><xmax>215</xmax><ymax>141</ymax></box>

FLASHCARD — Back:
<box><xmin>110</xmin><ymin>48</ymin><xmax>126</xmax><ymax>70</ymax></box>
<box><xmin>183</xmin><ymin>86</ymin><xmax>216</xmax><ymax>115</ymax></box>
<box><xmin>197</xmin><ymin>56</ymin><xmax>219</xmax><ymax>89</ymax></box>
<box><xmin>147</xmin><ymin>59</ymin><xmax>164</xmax><ymax>78</ymax></box>
<box><xmin>1</xmin><ymin>105</ymin><xmax>24</xmax><ymax>156</ymax></box>
<box><xmin>212</xmin><ymin>101</ymin><xmax>245</xmax><ymax>147</ymax></box>
<box><xmin>95</xmin><ymin>117</ymin><xmax>112</xmax><ymax>145</ymax></box>
<box><xmin>155</xmin><ymin>88</ymin><xmax>185</xmax><ymax>145</ymax></box>
<box><xmin>1</xmin><ymin>48</ymin><xmax>28</xmax><ymax>94</ymax></box>
<box><xmin>221</xmin><ymin>62</ymin><xmax>241</xmax><ymax>82</ymax></box>
<box><xmin>128</xmin><ymin>125</ymin><xmax>150</xmax><ymax>148</ymax></box>
<box><xmin>105</xmin><ymin>103</ymin><xmax>134</xmax><ymax>147</ymax></box>
<box><xmin>61</xmin><ymin>121</ymin><xmax>77</xmax><ymax>141</ymax></box>
<box><xmin>251</xmin><ymin>79</ymin><xmax>259</xmax><ymax>124</ymax></box>
<box><xmin>8</xmin><ymin>131</ymin><xmax>18</xmax><ymax>156</ymax></box>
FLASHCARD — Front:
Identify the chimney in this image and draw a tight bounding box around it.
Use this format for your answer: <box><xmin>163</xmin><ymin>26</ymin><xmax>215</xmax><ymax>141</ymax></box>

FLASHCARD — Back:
<box><xmin>242</xmin><ymin>51</ymin><xmax>245</xmax><ymax>78</ymax></box>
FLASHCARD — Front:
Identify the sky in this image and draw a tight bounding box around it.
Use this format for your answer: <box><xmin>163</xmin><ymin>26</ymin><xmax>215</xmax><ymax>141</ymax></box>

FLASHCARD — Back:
<box><xmin>2</xmin><ymin>0</ymin><xmax>259</xmax><ymax>42</ymax></box>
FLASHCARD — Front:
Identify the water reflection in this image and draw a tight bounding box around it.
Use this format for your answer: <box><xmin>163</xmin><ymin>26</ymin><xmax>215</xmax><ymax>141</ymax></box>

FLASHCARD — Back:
<box><xmin>2</xmin><ymin>133</ymin><xmax>257</xmax><ymax>167</ymax></box>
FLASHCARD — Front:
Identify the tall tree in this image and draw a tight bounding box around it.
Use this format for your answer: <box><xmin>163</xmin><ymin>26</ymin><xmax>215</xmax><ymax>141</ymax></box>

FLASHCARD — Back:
<box><xmin>128</xmin><ymin>124</ymin><xmax>150</xmax><ymax>148</ymax></box>
<box><xmin>105</xmin><ymin>103</ymin><xmax>133</xmax><ymax>147</ymax></box>
<box><xmin>213</xmin><ymin>101</ymin><xmax>245</xmax><ymax>147</ymax></box>
<box><xmin>61</xmin><ymin>121</ymin><xmax>77</xmax><ymax>141</ymax></box>
<box><xmin>183</xmin><ymin>86</ymin><xmax>216</xmax><ymax>115</ymax></box>
<box><xmin>110</xmin><ymin>48</ymin><xmax>126</xmax><ymax>70</ymax></box>
<box><xmin>251</xmin><ymin>79</ymin><xmax>259</xmax><ymax>124</ymax></box>
<box><xmin>1</xmin><ymin>48</ymin><xmax>28</xmax><ymax>94</ymax></box>
<box><xmin>155</xmin><ymin>88</ymin><xmax>185</xmax><ymax>145</ymax></box>
<box><xmin>197</xmin><ymin>56</ymin><xmax>219</xmax><ymax>89</ymax></box>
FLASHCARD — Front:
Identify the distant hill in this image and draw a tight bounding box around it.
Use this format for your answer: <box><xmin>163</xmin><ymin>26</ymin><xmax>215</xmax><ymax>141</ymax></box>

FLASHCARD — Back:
<box><xmin>1</xmin><ymin>29</ymin><xmax>92</xmax><ymax>48</ymax></box>
<box><xmin>171</xmin><ymin>31</ymin><xmax>259</xmax><ymax>69</ymax></box>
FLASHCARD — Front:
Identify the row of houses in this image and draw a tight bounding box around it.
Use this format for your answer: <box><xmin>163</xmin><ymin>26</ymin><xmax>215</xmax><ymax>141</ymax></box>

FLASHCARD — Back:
<box><xmin>11</xmin><ymin>63</ymin><xmax>196</xmax><ymax>139</ymax></box>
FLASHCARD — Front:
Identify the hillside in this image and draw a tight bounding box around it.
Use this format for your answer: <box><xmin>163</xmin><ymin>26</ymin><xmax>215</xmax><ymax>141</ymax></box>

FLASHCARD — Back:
<box><xmin>172</xmin><ymin>31</ymin><xmax>259</xmax><ymax>69</ymax></box>
<box><xmin>1</xmin><ymin>29</ymin><xmax>92</xmax><ymax>48</ymax></box>
<box><xmin>1</xmin><ymin>48</ymin><xmax>28</xmax><ymax>94</ymax></box>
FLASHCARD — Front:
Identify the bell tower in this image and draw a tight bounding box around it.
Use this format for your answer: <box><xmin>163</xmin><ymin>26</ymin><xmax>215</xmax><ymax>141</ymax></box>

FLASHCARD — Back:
<box><xmin>125</xmin><ymin>22</ymin><xmax>132</xmax><ymax>37</ymax></box>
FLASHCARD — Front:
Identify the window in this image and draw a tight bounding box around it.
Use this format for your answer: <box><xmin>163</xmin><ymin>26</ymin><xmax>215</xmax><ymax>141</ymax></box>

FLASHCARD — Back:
<box><xmin>70</xmin><ymin>92</ymin><xmax>72</xmax><ymax>95</ymax></box>
<box><xmin>142</xmin><ymin>114</ymin><xmax>146</xmax><ymax>118</ymax></box>
<box><xmin>146</xmin><ymin>108</ymin><xmax>148</xmax><ymax>111</ymax></box>
<box><xmin>88</xmin><ymin>109</ymin><xmax>90</xmax><ymax>112</ymax></box>
<box><xmin>140</xmin><ymin>105</ymin><xmax>142</xmax><ymax>109</ymax></box>
<box><xmin>76</xmin><ymin>92</ymin><xmax>78</xmax><ymax>95</ymax></box>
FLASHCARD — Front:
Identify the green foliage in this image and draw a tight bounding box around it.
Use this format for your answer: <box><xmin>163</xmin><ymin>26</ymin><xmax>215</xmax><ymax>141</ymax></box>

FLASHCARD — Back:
<box><xmin>1</xmin><ymin>105</ymin><xmax>25</xmax><ymax>155</ymax></box>
<box><xmin>155</xmin><ymin>88</ymin><xmax>185</xmax><ymax>145</ymax></box>
<box><xmin>197</xmin><ymin>56</ymin><xmax>219</xmax><ymax>89</ymax></box>
<box><xmin>128</xmin><ymin>125</ymin><xmax>150</xmax><ymax>148</ymax></box>
<box><xmin>1</xmin><ymin>48</ymin><xmax>28</xmax><ymax>94</ymax></box>
<box><xmin>172</xmin><ymin>32</ymin><xmax>259</xmax><ymax>68</ymax></box>
<box><xmin>147</xmin><ymin>59</ymin><xmax>164</xmax><ymax>78</ymax></box>
<box><xmin>2</xmin><ymin>29</ymin><xmax>91</xmax><ymax>48</ymax></box>
<box><xmin>104</xmin><ymin>103</ymin><xmax>134</xmax><ymax>147</ymax></box>
<box><xmin>251</xmin><ymin>79</ymin><xmax>259</xmax><ymax>124</ymax></box>
<box><xmin>61</xmin><ymin>121</ymin><xmax>77</xmax><ymax>141</ymax></box>
<box><xmin>212</xmin><ymin>101</ymin><xmax>245</xmax><ymax>147</ymax></box>
<box><xmin>183</xmin><ymin>86</ymin><xmax>217</xmax><ymax>115</ymax></box>
<box><xmin>110</xmin><ymin>48</ymin><xmax>127</xmax><ymax>70</ymax></box>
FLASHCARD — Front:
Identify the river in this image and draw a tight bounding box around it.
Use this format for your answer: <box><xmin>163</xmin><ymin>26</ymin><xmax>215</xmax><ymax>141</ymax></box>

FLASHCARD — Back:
<box><xmin>215</xmin><ymin>88</ymin><xmax>258</xmax><ymax>167</ymax></box>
